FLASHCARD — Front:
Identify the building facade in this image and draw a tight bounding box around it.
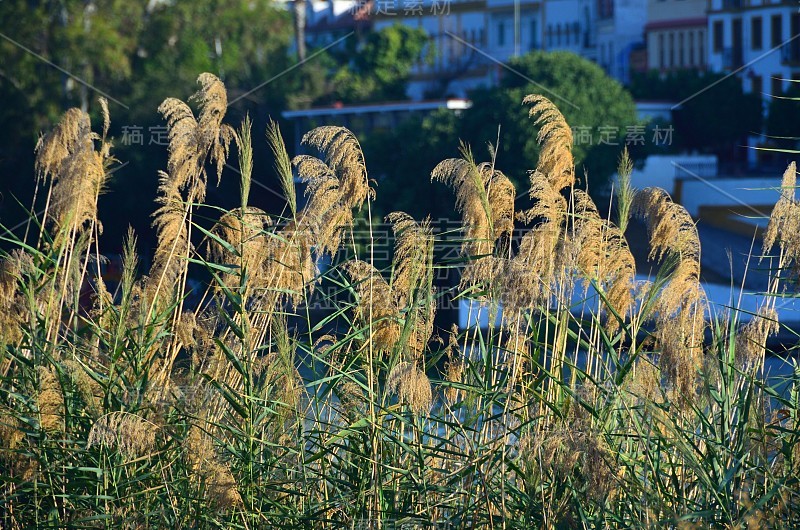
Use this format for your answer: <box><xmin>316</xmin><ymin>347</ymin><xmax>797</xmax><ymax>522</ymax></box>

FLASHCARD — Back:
<box><xmin>371</xmin><ymin>0</ymin><xmax>544</xmax><ymax>99</ymax></box>
<box><xmin>596</xmin><ymin>0</ymin><xmax>647</xmax><ymax>82</ymax></box>
<box><xmin>707</xmin><ymin>0</ymin><xmax>800</xmax><ymax>97</ymax></box>
<box><xmin>542</xmin><ymin>0</ymin><xmax>596</xmax><ymax>58</ymax></box>
<box><xmin>645</xmin><ymin>0</ymin><xmax>707</xmax><ymax>71</ymax></box>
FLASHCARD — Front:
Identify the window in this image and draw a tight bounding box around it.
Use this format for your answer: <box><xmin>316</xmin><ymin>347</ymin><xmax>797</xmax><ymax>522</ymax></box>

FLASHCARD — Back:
<box><xmin>698</xmin><ymin>30</ymin><xmax>705</xmax><ymax>65</ymax></box>
<box><xmin>557</xmin><ymin>24</ymin><xmax>562</xmax><ymax>46</ymax></box>
<box><xmin>689</xmin><ymin>32</ymin><xmax>694</xmax><ymax>66</ymax></box>
<box><xmin>498</xmin><ymin>21</ymin><xmax>506</xmax><ymax>46</ymax></box>
<box><xmin>546</xmin><ymin>25</ymin><xmax>552</xmax><ymax>47</ymax></box>
<box><xmin>530</xmin><ymin>19</ymin><xmax>538</xmax><ymax>49</ymax></box>
<box><xmin>752</xmin><ymin>16</ymin><xmax>763</xmax><ymax>50</ymax></box>
<box><xmin>772</xmin><ymin>15</ymin><xmax>782</xmax><ymax>47</ymax></box>
<box><xmin>772</xmin><ymin>76</ymin><xmax>783</xmax><ymax>97</ymax></box>
<box><xmin>751</xmin><ymin>75</ymin><xmax>762</xmax><ymax>95</ymax></box>
<box><xmin>679</xmin><ymin>32</ymin><xmax>684</xmax><ymax>66</ymax></box>
<box><xmin>669</xmin><ymin>32</ymin><xmax>675</xmax><ymax>67</ymax></box>
<box><xmin>480</xmin><ymin>28</ymin><xmax>486</xmax><ymax>46</ymax></box>
<box><xmin>659</xmin><ymin>33</ymin><xmax>665</xmax><ymax>69</ymax></box>
<box><xmin>573</xmin><ymin>22</ymin><xmax>580</xmax><ymax>44</ymax></box>
<box><xmin>713</xmin><ymin>21</ymin><xmax>724</xmax><ymax>53</ymax></box>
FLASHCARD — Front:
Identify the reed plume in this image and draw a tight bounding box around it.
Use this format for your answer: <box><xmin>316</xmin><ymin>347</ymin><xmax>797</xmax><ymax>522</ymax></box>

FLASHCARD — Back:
<box><xmin>266</xmin><ymin>118</ymin><xmax>296</xmax><ymax>217</ymax></box>
<box><xmin>344</xmin><ymin>260</ymin><xmax>401</xmax><ymax>353</ymax></box>
<box><xmin>185</xmin><ymin>426</ymin><xmax>242</xmax><ymax>510</ymax></box>
<box><xmin>262</xmin><ymin>221</ymin><xmax>317</xmax><ymax>307</ymax></box>
<box><xmin>62</xmin><ymin>359</ymin><xmax>103</xmax><ymax>416</ymax></box>
<box><xmin>633</xmin><ymin>187</ymin><xmax>705</xmax><ymax>396</ymax></box>
<box><xmin>292</xmin><ymin>154</ymin><xmax>350</xmax><ymax>258</ymax></box>
<box><xmin>735</xmin><ymin>306</ymin><xmax>779</xmax><ymax>369</ymax></box>
<box><xmin>158</xmin><ymin>73</ymin><xmax>233</xmax><ymax>201</ymax></box>
<box><xmin>208</xmin><ymin>207</ymin><xmax>272</xmax><ymax>288</ymax></box>
<box><xmin>87</xmin><ymin>411</ymin><xmax>158</xmax><ymax>460</ymax></box>
<box><xmin>572</xmin><ymin>189</ymin><xmax>635</xmax><ymax>331</ymax></box>
<box><xmin>302</xmin><ymin>126</ymin><xmax>371</xmax><ymax>209</ymax></box>
<box><xmin>387</xmin><ymin>212</ymin><xmax>436</xmax><ymax>357</ymax></box>
<box><xmin>504</xmin><ymin>171</ymin><xmax>568</xmax><ymax>312</ymax></box>
<box><xmin>523</xmin><ymin>94</ymin><xmax>574</xmax><ymax>190</ymax></box>
<box><xmin>443</xmin><ymin>325</ymin><xmax>464</xmax><ymax>403</ymax></box>
<box><xmin>0</xmin><ymin>250</ymin><xmax>34</xmax><ymax>345</ymax></box>
<box><xmin>386</xmin><ymin>361</ymin><xmax>432</xmax><ymax>415</ymax></box>
<box><xmin>147</xmin><ymin>74</ymin><xmax>233</xmax><ymax>307</ymax></box>
<box><xmin>35</xmin><ymin>100</ymin><xmax>111</xmax><ymax>237</ymax></box>
<box><xmin>615</xmin><ymin>147</ymin><xmax>635</xmax><ymax>233</ymax></box>
<box><xmin>431</xmin><ymin>146</ymin><xmax>514</xmax><ymax>288</ymax></box>
<box><xmin>764</xmin><ymin>163</ymin><xmax>800</xmax><ymax>278</ymax></box>
<box><xmin>36</xmin><ymin>367</ymin><xmax>64</xmax><ymax>433</ymax></box>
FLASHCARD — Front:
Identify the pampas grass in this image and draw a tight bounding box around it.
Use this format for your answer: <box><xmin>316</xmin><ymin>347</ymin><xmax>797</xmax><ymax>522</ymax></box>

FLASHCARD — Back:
<box><xmin>2</xmin><ymin>83</ymin><xmax>799</xmax><ymax>530</ymax></box>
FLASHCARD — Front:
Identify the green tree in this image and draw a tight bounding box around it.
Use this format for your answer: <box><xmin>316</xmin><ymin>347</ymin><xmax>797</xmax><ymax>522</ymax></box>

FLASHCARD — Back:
<box><xmin>630</xmin><ymin>69</ymin><xmax>763</xmax><ymax>161</ymax></box>
<box><xmin>463</xmin><ymin>51</ymin><xmax>639</xmax><ymax>193</ymax></box>
<box><xmin>766</xmin><ymin>84</ymin><xmax>800</xmax><ymax>146</ymax></box>
<box><xmin>366</xmin><ymin>51</ymin><xmax>639</xmax><ymax>222</ymax></box>
<box><xmin>0</xmin><ymin>0</ymin><xmax>297</xmax><ymax>249</ymax></box>
<box><xmin>326</xmin><ymin>24</ymin><xmax>429</xmax><ymax>103</ymax></box>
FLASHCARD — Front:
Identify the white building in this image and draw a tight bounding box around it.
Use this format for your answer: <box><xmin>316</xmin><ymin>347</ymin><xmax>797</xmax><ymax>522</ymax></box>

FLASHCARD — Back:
<box><xmin>371</xmin><ymin>0</ymin><xmax>544</xmax><ymax>99</ymax></box>
<box><xmin>595</xmin><ymin>0</ymin><xmax>647</xmax><ymax>82</ymax></box>
<box><xmin>543</xmin><ymin>0</ymin><xmax>596</xmax><ymax>59</ymax></box>
<box><xmin>707</xmin><ymin>0</ymin><xmax>800</xmax><ymax>98</ymax></box>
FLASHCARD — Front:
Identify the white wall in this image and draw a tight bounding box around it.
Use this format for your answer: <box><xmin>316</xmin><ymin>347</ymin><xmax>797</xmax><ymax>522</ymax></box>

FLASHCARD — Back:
<box><xmin>707</xmin><ymin>4</ymin><xmax>800</xmax><ymax>99</ymax></box>
<box><xmin>679</xmin><ymin>176</ymin><xmax>783</xmax><ymax>217</ymax></box>
<box><xmin>627</xmin><ymin>154</ymin><xmax>718</xmax><ymax>196</ymax></box>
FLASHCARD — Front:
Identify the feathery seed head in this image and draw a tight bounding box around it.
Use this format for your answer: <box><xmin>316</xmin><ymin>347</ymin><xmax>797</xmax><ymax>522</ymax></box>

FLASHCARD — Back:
<box><xmin>386</xmin><ymin>361</ymin><xmax>433</xmax><ymax>415</ymax></box>
<box><xmin>87</xmin><ymin>411</ymin><xmax>158</xmax><ymax>460</ymax></box>
<box><xmin>523</xmin><ymin>94</ymin><xmax>574</xmax><ymax>190</ymax></box>
<box><xmin>344</xmin><ymin>260</ymin><xmax>401</xmax><ymax>352</ymax></box>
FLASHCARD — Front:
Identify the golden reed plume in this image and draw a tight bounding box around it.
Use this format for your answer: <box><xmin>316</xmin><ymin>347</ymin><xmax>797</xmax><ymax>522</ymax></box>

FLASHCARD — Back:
<box><xmin>633</xmin><ymin>187</ymin><xmax>705</xmax><ymax>397</ymax></box>
<box><xmin>431</xmin><ymin>150</ymin><xmax>515</xmax><ymax>289</ymax></box>
<box><xmin>147</xmin><ymin>74</ymin><xmax>234</xmax><ymax>306</ymax></box>
<box><xmin>344</xmin><ymin>260</ymin><xmax>401</xmax><ymax>353</ymax></box>
<box><xmin>523</xmin><ymin>94</ymin><xmax>574</xmax><ymax>191</ymax></box>
<box><xmin>387</xmin><ymin>212</ymin><xmax>436</xmax><ymax>358</ymax></box>
<box><xmin>35</xmin><ymin>100</ymin><xmax>111</xmax><ymax>237</ymax></box>
<box><xmin>764</xmin><ymin>162</ymin><xmax>800</xmax><ymax>278</ymax></box>
<box><xmin>571</xmin><ymin>189</ymin><xmax>635</xmax><ymax>331</ymax></box>
<box><xmin>504</xmin><ymin>170</ymin><xmax>568</xmax><ymax>312</ymax></box>
<box><xmin>386</xmin><ymin>361</ymin><xmax>432</xmax><ymax>415</ymax></box>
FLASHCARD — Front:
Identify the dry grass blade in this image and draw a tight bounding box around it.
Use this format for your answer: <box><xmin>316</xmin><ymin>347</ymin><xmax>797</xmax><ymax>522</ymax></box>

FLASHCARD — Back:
<box><xmin>266</xmin><ymin>118</ymin><xmax>296</xmax><ymax>217</ymax></box>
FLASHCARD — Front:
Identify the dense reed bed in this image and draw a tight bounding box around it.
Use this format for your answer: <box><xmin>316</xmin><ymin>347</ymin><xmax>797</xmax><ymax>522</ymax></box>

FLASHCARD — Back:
<box><xmin>1</xmin><ymin>74</ymin><xmax>799</xmax><ymax>529</ymax></box>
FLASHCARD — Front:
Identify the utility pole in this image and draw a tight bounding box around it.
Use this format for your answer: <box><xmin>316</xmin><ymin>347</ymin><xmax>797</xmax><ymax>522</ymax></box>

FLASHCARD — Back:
<box><xmin>514</xmin><ymin>0</ymin><xmax>520</xmax><ymax>56</ymax></box>
<box><xmin>293</xmin><ymin>0</ymin><xmax>307</xmax><ymax>61</ymax></box>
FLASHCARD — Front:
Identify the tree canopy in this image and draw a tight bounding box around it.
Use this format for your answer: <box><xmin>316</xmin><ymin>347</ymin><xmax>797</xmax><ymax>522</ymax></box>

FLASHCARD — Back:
<box><xmin>367</xmin><ymin>51</ymin><xmax>640</xmax><ymax>221</ymax></box>
<box><xmin>630</xmin><ymin>69</ymin><xmax>763</xmax><ymax>163</ymax></box>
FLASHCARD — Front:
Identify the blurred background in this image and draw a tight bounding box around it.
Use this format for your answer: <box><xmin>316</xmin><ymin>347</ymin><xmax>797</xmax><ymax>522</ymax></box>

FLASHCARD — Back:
<box><xmin>1</xmin><ymin>0</ymin><xmax>798</xmax><ymax>335</ymax></box>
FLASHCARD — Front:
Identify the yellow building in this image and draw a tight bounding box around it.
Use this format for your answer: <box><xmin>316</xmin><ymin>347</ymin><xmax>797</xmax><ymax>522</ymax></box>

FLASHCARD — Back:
<box><xmin>645</xmin><ymin>0</ymin><xmax>708</xmax><ymax>71</ymax></box>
